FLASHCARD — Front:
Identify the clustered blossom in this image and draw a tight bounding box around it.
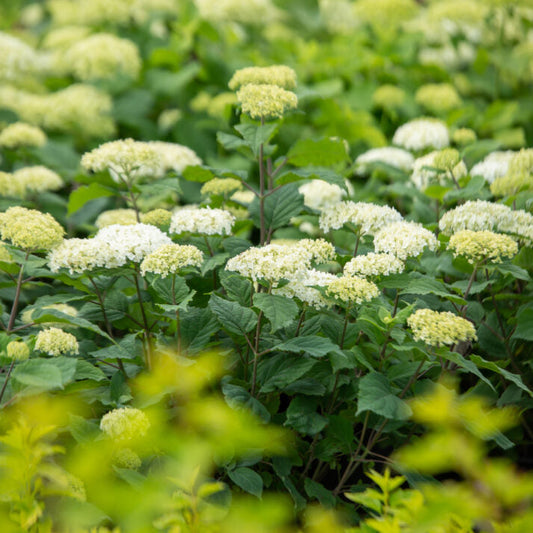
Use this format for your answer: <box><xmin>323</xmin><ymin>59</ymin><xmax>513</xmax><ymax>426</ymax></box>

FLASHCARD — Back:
<box><xmin>410</xmin><ymin>150</ymin><xmax>467</xmax><ymax>191</ymax></box>
<box><xmin>170</xmin><ymin>207</ymin><xmax>235</xmax><ymax>235</ymax></box>
<box><xmin>6</xmin><ymin>341</ymin><xmax>30</xmax><ymax>361</ymax></box>
<box><xmin>48</xmin><ymin>224</ymin><xmax>172</xmax><ymax>273</ymax></box>
<box><xmin>22</xmin><ymin>303</ymin><xmax>78</xmax><ymax>326</ymax></box>
<box><xmin>0</xmin><ymin>206</ymin><xmax>64</xmax><ymax>251</ymax></box>
<box><xmin>373</xmin><ymin>221</ymin><xmax>438</xmax><ymax>260</ymax></box>
<box><xmin>81</xmin><ymin>139</ymin><xmax>161</xmax><ymax>183</ymax></box>
<box><xmin>393</xmin><ymin>118</ymin><xmax>450</xmax><ymax>151</ymax></box>
<box><xmin>490</xmin><ymin>150</ymin><xmax>533</xmax><ymax>197</ymax></box>
<box><xmin>408</xmin><ymin>309</ymin><xmax>477</xmax><ymax>347</ymax></box>
<box><xmin>0</xmin><ymin>122</ymin><xmax>47</xmax><ymax>149</ymax></box>
<box><xmin>319</xmin><ymin>201</ymin><xmax>403</xmax><ymax>235</ymax></box>
<box><xmin>344</xmin><ymin>253</ymin><xmax>405</xmax><ymax>278</ymax></box>
<box><xmin>114</xmin><ymin>448</ymin><xmax>142</xmax><ymax>470</ymax></box>
<box><xmin>0</xmin><ymin>31</ymin><xmax>40</xmax><ymax>82</ymax></box>
<box><xmin>201</xmin><ymin>178</ymin><xmax>243</xmax><ymax>197</ymax></box>
<box><xmin>140</xmin><ymin>244</ymin><xmax>204</xmax><ymax>277</ymax></box>
<box><xmin>372</xmin><ymin>85</ymin><xmax>406</xmax><ymax>110</ymax></box>
<box><xmin>415</xmin><ymin>83</ymin><xmax>462</xmax><ymax>114</ymax></box>
<box><xmin>226</xmin><ymin>239</ymin><xmax>335</xmax><ymax>286</ymax></box>
<box><xmin>62</xmin><ymin>33</ymin><xmax>141</xmax><ymax>82</ymax></box>
<box><xmin>229</xmin><ymin>65</ymin><xmax>297</xmax><ymax>90</ymax></box>
<box><xmin>470</xmin><ymin>151</ymin><xmax>515</xmax><ymax>184</ymax></box>
<box><xmin>0</xmin><ymin>172</ymin><xmax>25</xmax><ymax>198</ymax></box>
<box><xmin>448</xmin><ymin>230</ymin><xmax>518</xmax><ymax>264</ymax></box>
<box><xmin>299</xmin><ymin>180</ymin><xmax>346</xmax><ymax>211</ymax></box>
<box><xmin>273</xmin><ymin>269</ymin><xmax>337</xmax><ymax>309</ymax></box>
<box><xmin>355</xmin><ymin>147</ymin><xmax>414</xmax><ymax>173</ymax></box>
<box><xmin>325</xmin><ymin>276</ymin><xmax>380</xmax><ymax>305</ymax></box>
<box><xmin>0</xmin><ymin>241</ymin><xmax>12</xmax><ymax>262</ymax></box>
<box><xmin>100</xmin><ymin>407</ymin><xmax>150</xmax><ymax>443</ymax></box>
<box><xmin>95</xmin><ymin>209</ymin><xmax>137</xmax><ymax>228</ymax></box>
<box><xmin>194</xmin><ymin>0</ymin><xmax>280</xmax><ymax>25</ymax></box>
<box><xmin>13</xmin><ymin>166</ymin><xmax>64</xmax><ymax>194</ymax></box>
<box><xmin>35</xmin><ymin>327</ymin><xmax>79</xmax><ymax>356</ymax></box>
<box><xmin>141</xmin><ymin>209</ymin><xmax>172</xmax><ymax>228</ymax></box>
<box><xmin>147</xmin><ymin>141</ymin><xmax>202</xmax><ymax>176</ymax></box>
<box><xmin>452</xmin><ymin>128</ymin><xmax>477</xmax><ymax>146</ymax></box>
<box><xmin>236</xmin><ymin>83</ymin><xmax>298</xmax><ymax>120</ymax></box>
<box><xmin>0</xmin><ymin>84</ymin><xmax>115</xmax><ymax>139</ymax></box>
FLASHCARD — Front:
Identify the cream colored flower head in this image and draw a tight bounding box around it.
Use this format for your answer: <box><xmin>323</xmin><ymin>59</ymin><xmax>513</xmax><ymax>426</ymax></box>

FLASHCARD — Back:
<box><xmin>140</xmin><ymin>209</ymin><xmax>172</xmax><ymax>228</ymax></box>
<box><xmin>393</xmin><ymin>118</ymin><xmax>450</xmax><ymax>152</ymax></box>
<box><xmin>410</xmin><ymin>149</ymin><xmax>467</xmax><ymax>191</ymax></box>
<box><xmin>170</xmin><ymin>207</ymin><xmax>235</xmax><ymax>236</ymax></box>
<box><xmin>373</xmin><ymin>221</ymin><xmax>438</xmax><ymax>260</ymax></box>
<box><xmin>0</xmin><ymin>172</ymin><xmax>25</xmax><ymax>198</ymax></box>
<box><xmin>140</xmin><ymin>244</ymin><xmax>203</xmax><ymax>277</ymax></box>
<box><xmin>452</xmin><ymin>128</ymin><xmax>476</xmax><ymax>146</ymax></box>
<box><xmin>470</xmin><ymin>151</ymin><xmax>515</xmax><ymax>184</ymax></box>
<box><xmin>95</xmin><ymin>209</ymin><xmax>137</xmax><ymax>229</ymax></box>
<box><xmin>448</xmin><ymin>230</ymin><xmax>518</xmax><ymax>264</ymax></box>
<box><xmin>355</xmin><ymin>147</ymin><xmax>414</xmax><ymax>173</ymax></box>
<box><xmin>0</xmin><ymin>206</ymin><xmax>64</xmax><ymax>251</ymax></box>
<box><xmin>237</xmin><ymin>84</ymin><xmax>298</xmax><ymax>120</ymax></box>
<box><xmin>201</xmin><ymin>178</ymin><xmax>243</xmax><ymax>197</ymax></box>
<box><xmin>0</xmin><ymin>122</ymin><xmax>47</xmax><ymax>149</ymax></box>
<box><xmin>81</xmin><ymin>139</ymin><xmax>161</xmax><ymax>183</ymax></box>
<box><xmin>491</xmin><ymin>149</ymin><xmax>533</xmax><ymax>197</ymax></box>
<box><xmin>319</xmin><ymin>201</ymin><xmax>403</xmax><ymax>235</ymax></box>
<box><xmin>372</xmin><ymin>85</ymin><xmax>406</xmax><ymax>110</ymax></box>
<box><xmin>326</xmin><ymin>276</ymin><xmax>379</xmax><ymax>305</ymax></box>
<box><xmin>35</xmin><ymin>327</ymin><xmax>79</xmax><ymax>356</ymax></box>
<box><xmin>344</xmin><ymin>253</ymin><xmax>404</xmax><ymax>278</ymax></box>
<box><xmin>100</xmin><ymin>407</ymin><xmax>150</xmax><ymax>443</ymax></box>
<box><xmin>6</xmin><ymin>340</ymin><xmax>30</xmax><ymax>361</ymax></box>
<box><xmin>408</xmin><ymin>309</ymin><xmax>477</xmax><ymax>347</ymax></box>
<box><xmin>147</xmin><ymin>141</ymin><xmax>202</xmax><ymax>176</ymax></box>
<box><xmin>299</xmin><ymin>180</ymin><xmax>346</xmax><ymax>211</ymax></box>
<box><xmin>14</xmin><ymin>166</ymin><xmax>63</xmax><ymax>195</ymax></box>
<box><xmin>22</xmin><ymin>303</ymin><xmax>78</xmax><ymax>326</ymax></box>
<box><xmin>229</xmin><ymin>65</ymin><xmax>297</xmax><ymax>90</ymax></box>
<box><xmin>415</xmin><ymin>83</ymin><xmax>462</xmax><ymax>114</ymax></box>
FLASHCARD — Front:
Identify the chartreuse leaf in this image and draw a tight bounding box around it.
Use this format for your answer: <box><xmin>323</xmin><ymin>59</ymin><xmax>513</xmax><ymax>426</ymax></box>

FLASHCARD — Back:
<box><xmin>182</xmin><ymin>166</ymin><xmax>215</xmax><ymax>182</ymax></box>
<box><xmin>228</xmin><ymin>467</ymin><xmax>263</xmax><ymax>498</ymax></box>
<box><xmin>249</xmin><ymin>184</ymin><xmax>304</xmax><ymax>233</ymax></box>
<box><xmin>209</xmin><ymin>295</ymin><xmax>257</xmax><ymax>335</ymax></box>
<box><xmin>274</xmin><ymin>336</ymin><xmax>343</xmax><ymax>358</ymax></box>
<box><xmin>287</xmin><ymin>137</ymin><xmax>348</xmax><ymax>167</ymax></box>
<box><xmin>253</xmin><ymin>293</ymin><xmax>298</xmax><ymax>333</ymax></box>
<box><xmin>67</xmin><ymin>183</ymin><xmax>114</xmax><ymax>216</ymax></box>
<box><xmin>357</xmin><ymin>373</ymin><xmax>412</xmax><ymax>420</ymax></box>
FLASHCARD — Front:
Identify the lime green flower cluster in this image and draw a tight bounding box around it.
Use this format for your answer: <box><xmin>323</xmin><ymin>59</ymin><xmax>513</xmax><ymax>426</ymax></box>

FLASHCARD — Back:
<box><xmin>326</xmin><ymin>276</ymin><xmax>379</xmax><ymax>305</ymax></box>
<box><xmin>415</xmin><ymin>83</ymin><xmax>462</xmax><ymax>114</ymax></box>
<box><xmin>6</xmin><ymin>340</ymin><xmax>30</xmax><ymax>361</ymax></box>
<box><xmin>452</xmin><ymin>128</ymin><xmax>477</xmax><ymax>146</ymax></box>
<box><xmin>0</xmin><ymin>206</ymin><xmax>64</xmax><ymax>251</ymax></box>
<box><xmin>201</xmin><ymin>177</ymin><xmax>243</xmax><ymax>197</ymax></box>
<box><xmin>140</xmin><ymin>244</ymin><xmax>204</xmax><ymax>277</ymax></box>
<box><xmin>231</xmin><ymin>65</ymin><xmax>298</xmax><ymax>121</ymax></box>
<box><xmin>490</xmin><ymin>149</ymin><xmax>533</xmax><ymax>197</ymax></box>
<box><xmin>0</xmin><ymin>167</ymin><xmax>63</xmax><ymax>198</ymax></box>
<box><xmin>372</xmin><ymin>85</ymin><xmax>406</xmax><ymax>110</ymax></box>
<box><xmin>113</xmin><ymin>448</ymin><xmax>142</xmax><ymax>470</ymax></box>
<box><xmin>35</xmin><ymin>327</ymin><xmax>79</xmax><ymax>356</ymax></box>
<box><xmin>0</xmin><ymin>122</ymin><xmax>47</xmax><ymax>149</ymax></box>
<box><xmin>448</xmin><ymin>230</ymin><xmax>518</xmax><ymax>264</ymax></box>
<box><xmin>141</xmin><ymin>209</ymin><xmax>172</xmax><ymax>228</ymax></box>
<box><xmin>353</xmin><ymin>0</ymin><xmax>418</xmax><ymax>32</ymax></box>
<box><xmin>408</xmin><ymin>309</ymin><xmax>477</xmax><ymax>347</ymax></box>
<box><xmin>95</xmin><ymin>209</ymin><xmax>137</xmax><ymax>228</ymax></box>
<box><xmin>100</xmin><ymin>407</ymin><xmax>150</xmax><ymax>443</ymax></box>
<box><xmin>0</xmin><ymin>241</ymin><xmax>12</xmax><ymax>262</ymax></box>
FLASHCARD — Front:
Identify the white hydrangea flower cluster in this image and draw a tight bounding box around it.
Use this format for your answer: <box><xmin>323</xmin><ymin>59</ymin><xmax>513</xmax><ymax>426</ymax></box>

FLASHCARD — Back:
<box><xmin>226</xmin><ymin>239</ymin><xmax>336</xmax><ymax>286</ymax></box>
<box><xmin>374</xmin><ymin>221</ymin><xmax>438</xmax><ymax>260</ymax></box>
<box><xmin>448</xmin><ymin>230</ymin><xmax>518</xmax><ymax>264</ymax></box>
<box><xmin>319</xmin><ymin>201</ymin><xmax>403</xmax><ymax>235</ymax></box>
<box><xmin>410</xmin><ymin>150</ymin><xmax>467</xmax><ymax>191</ymax></box>
<box><xmin>48</xmin><ymin>224</ymin><xmax>172</xmax><ymax>273</ymax></box>
<box><xmin>318</xmin><ymin>0</ymin><xmax>358</xmax><ymax>34</ymax></box>
<box><xmin>95</xmin><ymin>209</ymin><xmax>137</xmax><ymax>229</ymax></box>
<box><xmin>470</xmin><ymin>151</ymin><xmax>516</xmax><ymax>184</ymax></box>
<box><xmin>273</xmin><ymin>269</ymin><xmax>337</xmax><ymax>309</ymax></box>
<box><xmin>35</xmin><ymin>327</ymin><xmax>79</xmax><ymax>356</ymax></box>
<box><xmin>140</xmin><ymin>244</ymin><xmax>204</xmax><ymax>277</ymax></box>
<box><xmin>194</xmin><ymin>0</ymin><xmax>280</xmax><ymax>25</ymax></box>
<box><xmin>170</xmin><ymin>207</ymin><xmax>235</xmax><ymax>236</ymax></box>
<box><xmin>0</xmin><ymin>31</ymin><xmax>41</xmax><ymax>82</ymax></box>
<box><xmin>0</xmin><ymin>122</ymin><xmax>47</xmax><ymax>149</ymax></box>
<box><xmin>344</xmin><ymin>253</ymin><xmax>405</xmax><ymax>278</ymax></box>
<box><xmin>61</xmin><ymin>33</ymin><xmax>141</xmax><ymax>82</ymax></box>
<box><xmin>355</xmin><ymin>147</ymin><xmax>414</xmax><ymax>173</ymax></box>
<box><xmin>42</xmin><ymin>26</ymin><xmax>93</xmax><ymax>51</ymax></box>
<box><xmin>393</xmin><ymin>118</ymin><xmax>450</xmax><ymax>151</ymax></box>
<box><xmin>147</xmin><ymin>141</ymin><xmax>202</xmax><ymax>176</ymax></box>
<box><xmin>490</xmin><ymin>148</ymin><xmax>533</xmax><ymax>197</ymax></box>
<box><xmin>325</xmin><ymin>276</ymin><xmax>380</xmax><ymax>305</ymax></box>
<box><xmin>13</xmin><ymin>166</ymin><xmax>63</xmax><ymax>194</ymax></box>
<box><xmin>100</xmin><ymin>407</ymin><xmax>150</xmax><ymax>443</ymax></box>
<box><xmin>408</xmin><ymin>309</ymin><xmax>477</xmax><ymax>347</ymax></box>
<box><xmin>0</xmin><ymin>84</ymin><xmax>114</xmax><ymax>138</ymax></box>
<box><xmin>298</xmin><ymin>180</ymin><xmax>346</xmax><ymax>211</ymax></box>
<box><xmin>81</xmin><ymin>139</ymin><xmax>162</xmax><ymax>184</ymax></box>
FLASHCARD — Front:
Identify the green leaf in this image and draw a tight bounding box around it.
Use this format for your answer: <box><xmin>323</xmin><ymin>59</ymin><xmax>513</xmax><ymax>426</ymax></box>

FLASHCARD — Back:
<box><xmin>217</xmin><ymin>132</ymin><xmax>249</xmax><ymax>152</ymax></box>
<box><xmin>182</xmin><ymin>165</ymin><xmax>215</xmax><ymax>182</ymax></box>
<box><xmin>357</xmin><ymin>373</ymin><xmax>412</xmax><ymax>420</ymax></box>
<box><xmin>90</xmin><ymin>334</ymin><xmax>141</xmax><ymax>361</ymax></box>
<box><xmin>222</xmin><ymin>381</ymin><xmax>271</xmax><ymax>422</ymax></box>
<box><xmin>275</xmin><ymin>336</ymin><xmax>343</xmax><ymax>358</ymax></box>
<box><xmin>285</xmin><ymin>396</ymin><xmax>327</xmax><ymax>436</ymax></box>
<box><xmin>514</xmin><ymin>307</ymin><xmax>533</xmax><ymax>341</ymax></box>
<box><xmin>494</xmin><ymin>263</ymin><xmax>530</xmax><ymax>281</ymax></box>
<box><xmin>180</xmin><ymin>307</ymin><xmax>219</xmax><ymax>353</ymax></box>
<box><xmin>439</xmin><ymin>351</ymin><xmax>495</xmax><ymax>391</ymax></box>
<box><xmin>228</xmin><ymin>467</ymin><xmax>263</xmax><ymax>498</ymax></box>
<box><xmin>145</xmin><ymin>64</ymin><xmax>200</xmax><ymax>96</ymax></box>
<box><xmin>75</xmin><ymin>360</ymin><xmax>106</xmax><ymax>382</ymax></box>
<box><xmin>150</xmin><ymin>276</ymin><xmax>190</xmax><ymax>304</ymax></box>
<box><xmin>209</xmin><ymin>295</ymin><xmax>257</xmax><ymax>335</ymax></box>
<box><xmin>249</xmin><ymin>184</ymin><xmax>304</xmax><ymax>233</ymax></box>
<box><xmin>32</xmin><ymin>309</ymin><xmax>113</xmax><ymax>341</ymax></box>
<box><xmin>304</xmin><ymin>478</ymin><xmax>336</xmax><ymax>508</ymax></box>
<box><xmin>276</xmin><ymin>167</ymin><xmax>347</xmax><ymax>190</ymax></box>
<box><xmin>52</xmin><ymin>357</ymin><xmax>78</xmax><ymax>385</ymax></box>
<box><xmin>253</xmin><ymin>293</ymin><xmax>299</xmax><ymax>333</ymax></box>
<box><xmin>287</xmin><ymin>137</ymin><xmax>348</xmax><ymax>167</ymax></box>
<box><xmin>234</xmin><ymin>123</ymin><xmax>278</xmax><ymax>157</ymax></box>
<box><xmin>470</xmin><ymin>355</ymin><xmax>532</xmax><ymax>396</ymax></box>
<box><xmin>67</xmin><ymin>183</ymin><xmax>115</xmax><ymax>216</ymax></box>
<box><xmin>400</xmin><ymin>275</ymin><xmax>466</xmax><ymax>305</ymax></box>
<box><xmin>259</xmin><ymin>355</ymin><xmax>317</xmax><ymax>393</ymax></box>
<box><xmin>444</xmin><ymin>176</ymin><xmax>490</xmax><ymax>203</ymax></box>
<box><xmin>12</xmin><ymin>360</ymin><xmax>63</xmax><ymax>390</ymax></box>
<box><xmin>220</xmin><ymin>272</ymin><xmax>253</xmax><ymax>307</ymax></box>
